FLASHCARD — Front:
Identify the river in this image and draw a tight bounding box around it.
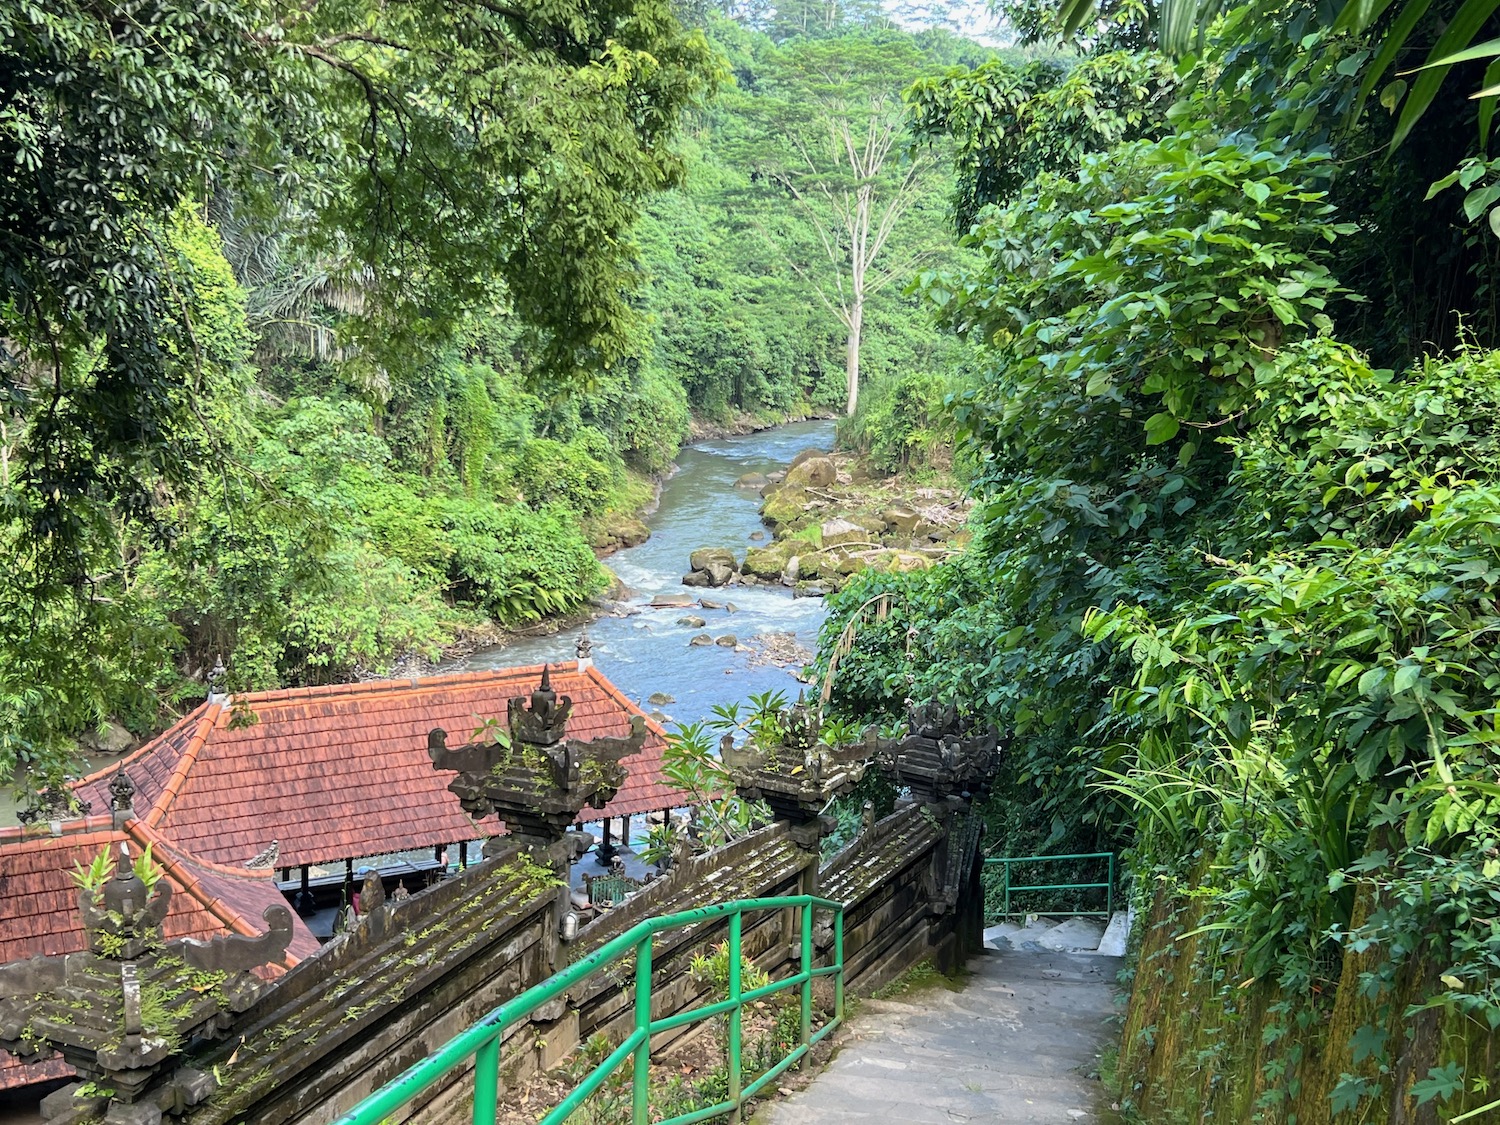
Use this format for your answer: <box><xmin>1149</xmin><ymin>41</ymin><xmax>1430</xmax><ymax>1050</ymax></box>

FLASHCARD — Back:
<box><xmin>463</xmin><ymin>419</ymin><xmax>837</xmax><ymax>730</ymax></box>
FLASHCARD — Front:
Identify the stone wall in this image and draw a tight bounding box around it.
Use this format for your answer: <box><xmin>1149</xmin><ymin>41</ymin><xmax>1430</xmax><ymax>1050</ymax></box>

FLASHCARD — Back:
<box><xmin>157</xmin><ymin>794</ymin><xmax>984</xmax><ymax>1125</ymax></box>
<box><xmin>1118</xmin><ymin>869</ymin><xmax>1499</xmax><ymax>1124</ymax></box>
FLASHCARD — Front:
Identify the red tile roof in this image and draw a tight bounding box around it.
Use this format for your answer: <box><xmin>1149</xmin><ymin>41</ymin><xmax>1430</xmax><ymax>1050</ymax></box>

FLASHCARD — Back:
<box><xmin>74</xmin><ymin>663</ymin><xmax>680</xmax><ymax>872</ymax></box>
<box><xmin>0</xmin><ymin>816</ymin><xmax>317</xmax><ymax>1090</ymax></box>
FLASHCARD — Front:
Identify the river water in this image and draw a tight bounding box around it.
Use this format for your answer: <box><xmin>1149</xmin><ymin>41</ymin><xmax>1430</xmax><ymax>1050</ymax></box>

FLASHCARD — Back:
<box><xmin>465</xmin><ymin>419</ymin><xmax>836</xmax><ymax>730</ymax></box>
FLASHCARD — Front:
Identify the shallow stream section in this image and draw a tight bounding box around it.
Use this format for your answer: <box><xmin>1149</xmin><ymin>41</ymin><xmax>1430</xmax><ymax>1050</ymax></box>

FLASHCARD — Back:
<box><xmin>463</xmin><ymin>420</ymin><xmax>836</xmax><ymax>730</ymax></box>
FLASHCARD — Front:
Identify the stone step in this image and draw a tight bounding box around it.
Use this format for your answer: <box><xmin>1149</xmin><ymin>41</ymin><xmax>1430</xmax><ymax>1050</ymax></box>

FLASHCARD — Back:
<box><xmin>983</xmin><ymin>910</ymin><xmax>1131</xmax><ymax>956</ymax></box>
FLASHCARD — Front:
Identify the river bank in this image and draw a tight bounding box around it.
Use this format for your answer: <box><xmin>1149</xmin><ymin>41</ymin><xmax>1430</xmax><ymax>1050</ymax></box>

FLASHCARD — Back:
<box><xmin>679</xmin><ymin>445</ymin><xmax>972</xmax><ymax>597</ymax></box>
<box><xmin>460</xmin><ymin>420</ymin><xmax>839</xmax><ymax>730</ymax></box>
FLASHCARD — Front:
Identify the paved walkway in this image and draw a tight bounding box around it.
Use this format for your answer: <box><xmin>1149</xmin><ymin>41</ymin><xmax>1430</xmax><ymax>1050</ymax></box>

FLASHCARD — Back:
<box><xmin>754</xmin><ymin>950</ymin><xmax>1120</xmax><ymax>1124</ymax></box>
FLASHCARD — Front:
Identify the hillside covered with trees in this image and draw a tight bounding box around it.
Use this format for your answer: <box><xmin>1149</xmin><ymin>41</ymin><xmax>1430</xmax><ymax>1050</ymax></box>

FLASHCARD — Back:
<box><xmin>0</xmin><ymin>0</ymin><xmax>982</xmax><ymax>791</ymax></box>
<box><xmin>817</xmin><ymin>0</ymin><xmax>1500</xmax><ymax>1116</ymax></box>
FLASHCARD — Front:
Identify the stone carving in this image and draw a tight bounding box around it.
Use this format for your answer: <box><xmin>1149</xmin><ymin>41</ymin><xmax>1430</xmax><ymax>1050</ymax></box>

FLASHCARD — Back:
<box><xmin>358</xmin><ymin>868</ymin><xmax>385</xmax><ymax>916</ymax></box>
<box><xmin>428</xmin><ymin>665</ymin><xmax>647</xmax><ymax>850</ymax></box>
<box><xmin>243</xmin><ymin>839</ymin><xmax>279</xmax><ymax>869</ymax></box>
<box><xmin>0</xmin><ymin>843</ymin><xmax>291</xmax><ymax>1123</ymax></box>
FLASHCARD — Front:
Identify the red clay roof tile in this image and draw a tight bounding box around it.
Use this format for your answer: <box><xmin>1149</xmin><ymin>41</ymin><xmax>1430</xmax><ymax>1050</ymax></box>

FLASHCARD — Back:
<box><xmin>74</xmin><ymin>664</ymin><xmax>680</xmax><ymax>871</ymax></box>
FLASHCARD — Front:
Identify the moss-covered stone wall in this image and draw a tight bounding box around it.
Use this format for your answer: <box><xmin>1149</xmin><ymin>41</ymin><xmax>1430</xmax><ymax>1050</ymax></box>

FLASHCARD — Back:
<box><xmin>1119</xmin><ymin>869</ymin><xmax>1499</xmax><ymax>1123</ymax></box>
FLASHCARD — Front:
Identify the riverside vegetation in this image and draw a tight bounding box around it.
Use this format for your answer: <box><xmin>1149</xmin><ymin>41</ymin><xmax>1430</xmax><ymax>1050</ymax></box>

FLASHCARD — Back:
<box><xmin>814</xmin><ymin>0</ymin><xmax>1500</xmax><ymax>1118</ymax></box>
<box><xmin>12</xmin><ymin>0</ymin><xmax>1500</xmax><ymax>1116</ymax></box>
<box><xmin>0</xmin><ymin>0</ymin><xmax>996</xmax><ymax>795</ymax></box>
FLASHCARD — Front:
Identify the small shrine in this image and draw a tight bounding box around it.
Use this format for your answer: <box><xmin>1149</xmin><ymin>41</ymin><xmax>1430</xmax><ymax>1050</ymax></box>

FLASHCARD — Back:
<box><xmin>427</xmin><ymin>665</ymin><xmax>649</xmax><ymax>859</ymax></box>
<box><xmin>721</xmin><ymin>696</ymin><xmax>877</xmax><ymax>847</ymax></box>
<box><xmin>0</xmin><ymin>842</ymin><xmax>294</xmax><ymax>1125</ymax></box>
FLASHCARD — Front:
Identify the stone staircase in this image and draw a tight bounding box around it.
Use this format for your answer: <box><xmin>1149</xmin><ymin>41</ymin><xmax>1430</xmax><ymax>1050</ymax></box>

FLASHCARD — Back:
<box><xmin>983</xmin><ymin>909</ymin><xmax>1132</xmax><ymax>957</ymax></box>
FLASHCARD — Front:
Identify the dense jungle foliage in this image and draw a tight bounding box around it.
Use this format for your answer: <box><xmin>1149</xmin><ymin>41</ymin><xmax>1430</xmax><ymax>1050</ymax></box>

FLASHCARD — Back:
<box><xmin>0</xmin><ymin>0</ymin><xmax>984</xmax><ymax>790</ymax></box>
<box><xmin>818</xmin><ymin>0</ymin><xmax>1500</xmax><ymax>1116</ymax></box>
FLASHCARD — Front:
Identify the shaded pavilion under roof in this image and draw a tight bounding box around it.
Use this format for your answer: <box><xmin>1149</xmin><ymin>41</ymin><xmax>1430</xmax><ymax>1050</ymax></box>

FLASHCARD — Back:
<box><xmin>71</xmin><ymin>662</ymin><xmax>679</xmax><ymax>871</ymax></box>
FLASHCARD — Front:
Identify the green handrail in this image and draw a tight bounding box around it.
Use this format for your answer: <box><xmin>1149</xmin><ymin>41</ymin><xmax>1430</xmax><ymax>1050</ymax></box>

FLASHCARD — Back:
<box><xmin>330</xmin><ymin>894</ymin><xmax>845</xmax><ymax>1125</ymax></box>
<box><xmin>984</xmin><ymin>852</ymin><xmax>1115</xmax><ymax>920</ymax></box>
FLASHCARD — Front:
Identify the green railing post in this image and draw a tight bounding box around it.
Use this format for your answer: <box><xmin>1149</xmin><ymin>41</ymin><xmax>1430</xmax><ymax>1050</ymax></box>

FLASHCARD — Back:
<box><xmin>833</xmin><ymin>908</ymin><xmax>844</xmax><ymax>1023</ymax></box>
<box><xmin>472</xmin><ymin>1034</ymin><xmax>499</xmax><ymax>1125</ymax></box>
<box><xmin>1003</xmin><ymin>858</ymin><xmax>1011</xmax><ymax>919</ymax></box>
<box><xmin>330</xmin><ymin>895</ymin><xmax>848</xmax><ymax>1125</ymax></box>
<box><xmin>632</xmin><ymin>934</ymin><xmax>653</xmax><ymax>1125</ymax></box>
<box><xmin>727</xmin><ymin>910</ymin><xmax>743</xmax><ymax>1125</ymax></box>
<box><xmin>1107</xmin><ymin>853</ymin><xmax>1115</xmax><ymax>920</ymax></box>
<box><xmin>798</xmin><ymin>904</ymin><xmax>812</xmax><ymax>1049</ymax></box>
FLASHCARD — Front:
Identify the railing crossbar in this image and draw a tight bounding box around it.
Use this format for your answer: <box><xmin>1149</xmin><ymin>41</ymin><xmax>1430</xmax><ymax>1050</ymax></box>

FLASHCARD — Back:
<box><xmin>983</xmin><ymin>852</ymin><xmax>1116</xmax><ymax>922</ymax></box>
<box><xmin>332</xmin><ymin>895</ymin><xmax>846</xmax><ymax>1125</ymax></box>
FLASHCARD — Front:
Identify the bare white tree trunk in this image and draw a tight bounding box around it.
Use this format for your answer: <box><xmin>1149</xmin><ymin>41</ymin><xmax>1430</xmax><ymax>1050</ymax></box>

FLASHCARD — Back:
<box><xmin>845</xmin><ymin>296</ymin><xmax>864</xmax><ymax>415</ymax></box>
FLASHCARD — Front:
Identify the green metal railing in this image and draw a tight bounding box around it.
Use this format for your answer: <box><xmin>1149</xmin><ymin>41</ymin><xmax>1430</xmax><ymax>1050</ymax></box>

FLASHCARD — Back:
<box><xmin>984</xmin><ymin>852</ymin><xmax>1115</xmax><ymax>920</ymax></box>
<box><xmin>330</xmin><ymin>895</ymin><xmax>845</xmax><ymax>1125</ymax></box>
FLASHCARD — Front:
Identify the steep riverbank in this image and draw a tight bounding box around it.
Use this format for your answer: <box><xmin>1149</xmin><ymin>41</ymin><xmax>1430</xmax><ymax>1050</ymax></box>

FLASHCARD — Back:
<box><xmin>462</xmin><ymin>421</ymin><xmax>838</xmax><ymax>730</ymax></box>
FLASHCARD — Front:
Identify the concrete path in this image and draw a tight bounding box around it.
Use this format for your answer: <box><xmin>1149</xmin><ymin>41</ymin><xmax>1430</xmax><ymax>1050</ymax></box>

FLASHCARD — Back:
<box><xmin>754</xmin><ymin>950</ymin><xmax>1120</xmax><ymax>1124</ymax></box>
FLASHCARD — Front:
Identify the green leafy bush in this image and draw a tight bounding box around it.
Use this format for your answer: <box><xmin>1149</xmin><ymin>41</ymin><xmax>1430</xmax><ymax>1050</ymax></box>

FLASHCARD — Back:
<box><xmin>439</xmin><ymin>499</ymin><xmax>605</xmax><ymax>624</ymax></box>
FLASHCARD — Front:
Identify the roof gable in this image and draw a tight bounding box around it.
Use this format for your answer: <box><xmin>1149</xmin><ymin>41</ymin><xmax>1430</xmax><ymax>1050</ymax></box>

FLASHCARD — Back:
<box><xmin>76</xmin><ymin>664</ymin><xmax>681</xmax><ymax>871</ymax></box>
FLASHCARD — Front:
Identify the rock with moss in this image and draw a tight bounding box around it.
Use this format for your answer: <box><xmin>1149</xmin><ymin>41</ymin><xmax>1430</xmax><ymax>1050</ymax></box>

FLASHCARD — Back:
<box><xmin>784</xmin><ymin>456</ymin><xmax>836</xmax><ymax>489</ymax></box>
<box><xmin>742</xmin><ymin>541</ymin><xmax>793</xmax><ymax>580</ymax></box>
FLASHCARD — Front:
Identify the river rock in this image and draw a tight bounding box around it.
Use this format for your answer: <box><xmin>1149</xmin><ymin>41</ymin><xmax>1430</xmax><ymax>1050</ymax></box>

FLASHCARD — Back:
<box><xmin>820</xmin><ymin>518</ymin><xmax>866</xmax><ymax>548</ymax></box>
<box><xmin>794</xmin><ymin>583</ymin><xmax>830</xmax><ymax>598</ymax></box>
<box><xmin>677</xmin><ymin>615</ymin><xmax>707</xmax><ymax>628</ymax></box>
<box><xmin>715</xmin><ymin>634</ymin><xmax>738</xmax><ymax>647</ymax></box>
<box><xmin>784</xmin><ymin>457</ymin><xmax>836</xmax><ymax>489</ymax></box>
<box><xmin>749</xmin><ymin>530</ymin><xmax>766</xmax><ymax>541</ymax></box>
<box><xmin>689</xmin><ymin>547</ymin><xmax>737</xmax><ymax>573</ymax></box>
<box><xmin>725</xmin><ymin>602</ymin><xmax>739</xmax><ymax>613</ymax></box>
<box><xmin>743</xmin><ymin>542</ymin><xmax>793</xmax><ymax>580</ymax></box>
<box><xmin>81</xmin><ymin>719</ymin><xmax>134</xmax><ymax>755</ymax></box>
<box><xmin>682</xmin><ymin>570</ymin><xmax>712</xmax><ymax>588</ymax></box>
<box><xmin>700</xmin><ymin>598</ymin><xmax>723</xmax><ymax>610</ymax></box>
<box><xmin>647</xmin><ymin>692</ymin><xmax>676</xmax><ymax>706</ymax></box>
<box><xmin>689</xmin><ymin>633</ymin><xmax>714</xmax><ymax>647</ymax></box>
<box><xmin>789</xmin><ymin>448</ymin><xmax>822</xmax><ymax>468</ymax></box>
<box><xmin>881</xmin><ymin>504</ymin><xmax>921</xmax><ymax>534</ymax></box>
<box><xmin>782</xmin><ymin>555</ymin><xmax>801</xmax><ymax>584</ymax></box>
<box><xmin>760</xmin><ymin>487</ymin><xmax>811</xmax><ymax>529</ymax></box>
<box><xmin>766</xmin><ymin>471</ymin><xmax>786</xmax><ymax>485</ymax></box>
<box><xmin>735</xmin><ymin>472</ymin><xmax>769</xmax><ymax>489</ymax></box>
<box><xmin>887</xmin><ymin>551</ymin><xmax>933</xmax><ymax>573</ymax></box>
<box><xmin>707</xmin><ymin>562</ymin><xmax>736</xmax><ymax>586</ymax></box>
<box><xmin>652</xmin><ymin>593</ymin><xmax>696</xmax><ymax>608</ymax></box>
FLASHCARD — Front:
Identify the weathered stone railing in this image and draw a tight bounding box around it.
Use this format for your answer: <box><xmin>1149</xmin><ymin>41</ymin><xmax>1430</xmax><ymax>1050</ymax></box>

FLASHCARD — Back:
<box><xmin>11</xmin><ymin>679</ymin><xmax>998</xmax><ymax>1125</ymax></box>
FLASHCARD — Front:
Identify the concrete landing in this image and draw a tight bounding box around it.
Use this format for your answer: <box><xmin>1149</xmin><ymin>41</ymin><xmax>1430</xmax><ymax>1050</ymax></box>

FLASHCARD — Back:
<box><xmin>754</xmin><ymin>950</ymin><xmax>1120</xmax><ymax>1124</ymax></box>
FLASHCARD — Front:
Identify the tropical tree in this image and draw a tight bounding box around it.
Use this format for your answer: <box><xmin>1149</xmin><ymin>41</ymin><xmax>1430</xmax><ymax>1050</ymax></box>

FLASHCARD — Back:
<box><xmin>737</xmin><ymin>32</ymin><xmax>950</xmax><ymax>415</ymax></box>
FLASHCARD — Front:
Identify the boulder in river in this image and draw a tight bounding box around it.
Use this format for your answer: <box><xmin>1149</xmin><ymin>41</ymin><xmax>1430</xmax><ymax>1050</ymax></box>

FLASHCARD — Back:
<box><xmin>715</xmin><ymin>634</ymin><xmax>738</xmax><ymax>647</ymax></box>
<box><xmin>742</xmin><ymin>541</ymin><xmax>793</xmax><ymax>580</ymax></box>
<box><xmin>690</xmin><ymin>547</ymin><xmax>736</xmax><ymax>572</ymax></box>
<box><xmin>782</xmin><ymin>555</ymin><xmax>801</xmax><ymax>584</ymax></box>
<box><xmin>648</xmin><ymin>691</ymin><xmax>676</xmax><ymax>705</ymax></box>
<box><xmin>766</xmin><ymin>471</ymin><xmax>787</xmax><ymax>484</ymax></box>
<box><xmin>820</xmin><ymin>518</ymin><xmax>867</xmax><ymax>548</ymax></box>
<box><xmin>677</xmin><ymin>615</ymin><xmax>707</xmax><ymax>628</ymax></box>
<box><xmin>789</xmin><ymin>448</ymin><xmax>826</xmax><ymax>469</ymax></box>
<box><xmin>689</xmin><ymin>633</ymin><xmax>714</xmax><ymax>647</ymax></box>
<box><xmin>725</xmin><ymin>602</ymin><xmax>739</xmax><ymax>613</ymax></box>
<box><xmin>652</xmin><ymin>593</ymin><xmax>696</xmax><ymax>608</ymax></box>
<box><xmin>784</xmin><ymin>456</ymin><xmax>836</xmax><ymax>489</ymax></box>
<box><xmin>682</xmin><ymin>570</ymin><xmax>713</xmax><ymax>588</ymax></box>
<box><xmin>80</xmin><ymin>719</ymin><xmax>134</xmax><ymax>755</ymax></box>
<box><xmin>700</xmin><ymin>598</ymin><xmax>723</xmax><ymax>610</ymax></box>
<box><xmin>749</xmin><ymin>530</ymin><xmax>766</xmax><ymax>541</ymax></box>
<box><xmin>735</xmin><ymin>472</ymin><xmax>769</xmax><ymax>489</ymax></box>
<box><xmin>794</xmin><ymin>582</ymin><xmax>830</xmax><ymax>598</ymax></box>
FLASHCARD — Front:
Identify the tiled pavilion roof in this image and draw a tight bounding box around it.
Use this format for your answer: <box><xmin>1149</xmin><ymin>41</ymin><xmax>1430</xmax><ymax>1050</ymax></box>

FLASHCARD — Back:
<box><xmin>72</xmin><ymin>663</ymin><xmax>679</xmax><ymax>871</ymax></box>
<box><xmin>4</xmin><ymin>663</ymin><xmax>678</xmax><ymax>1095</ymax></box>
<box><xmin>0</xmin><ymin>816</ymin><xmax>320</xmax><ymax>1090</ymax></box>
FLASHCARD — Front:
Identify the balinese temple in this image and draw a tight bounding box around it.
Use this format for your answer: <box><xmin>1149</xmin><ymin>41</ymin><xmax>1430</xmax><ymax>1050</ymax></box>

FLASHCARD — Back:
<box><xmin>0</xmin><ymin>661</ymin><xmax>678</xmax><ymax>1107</ymax></box>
